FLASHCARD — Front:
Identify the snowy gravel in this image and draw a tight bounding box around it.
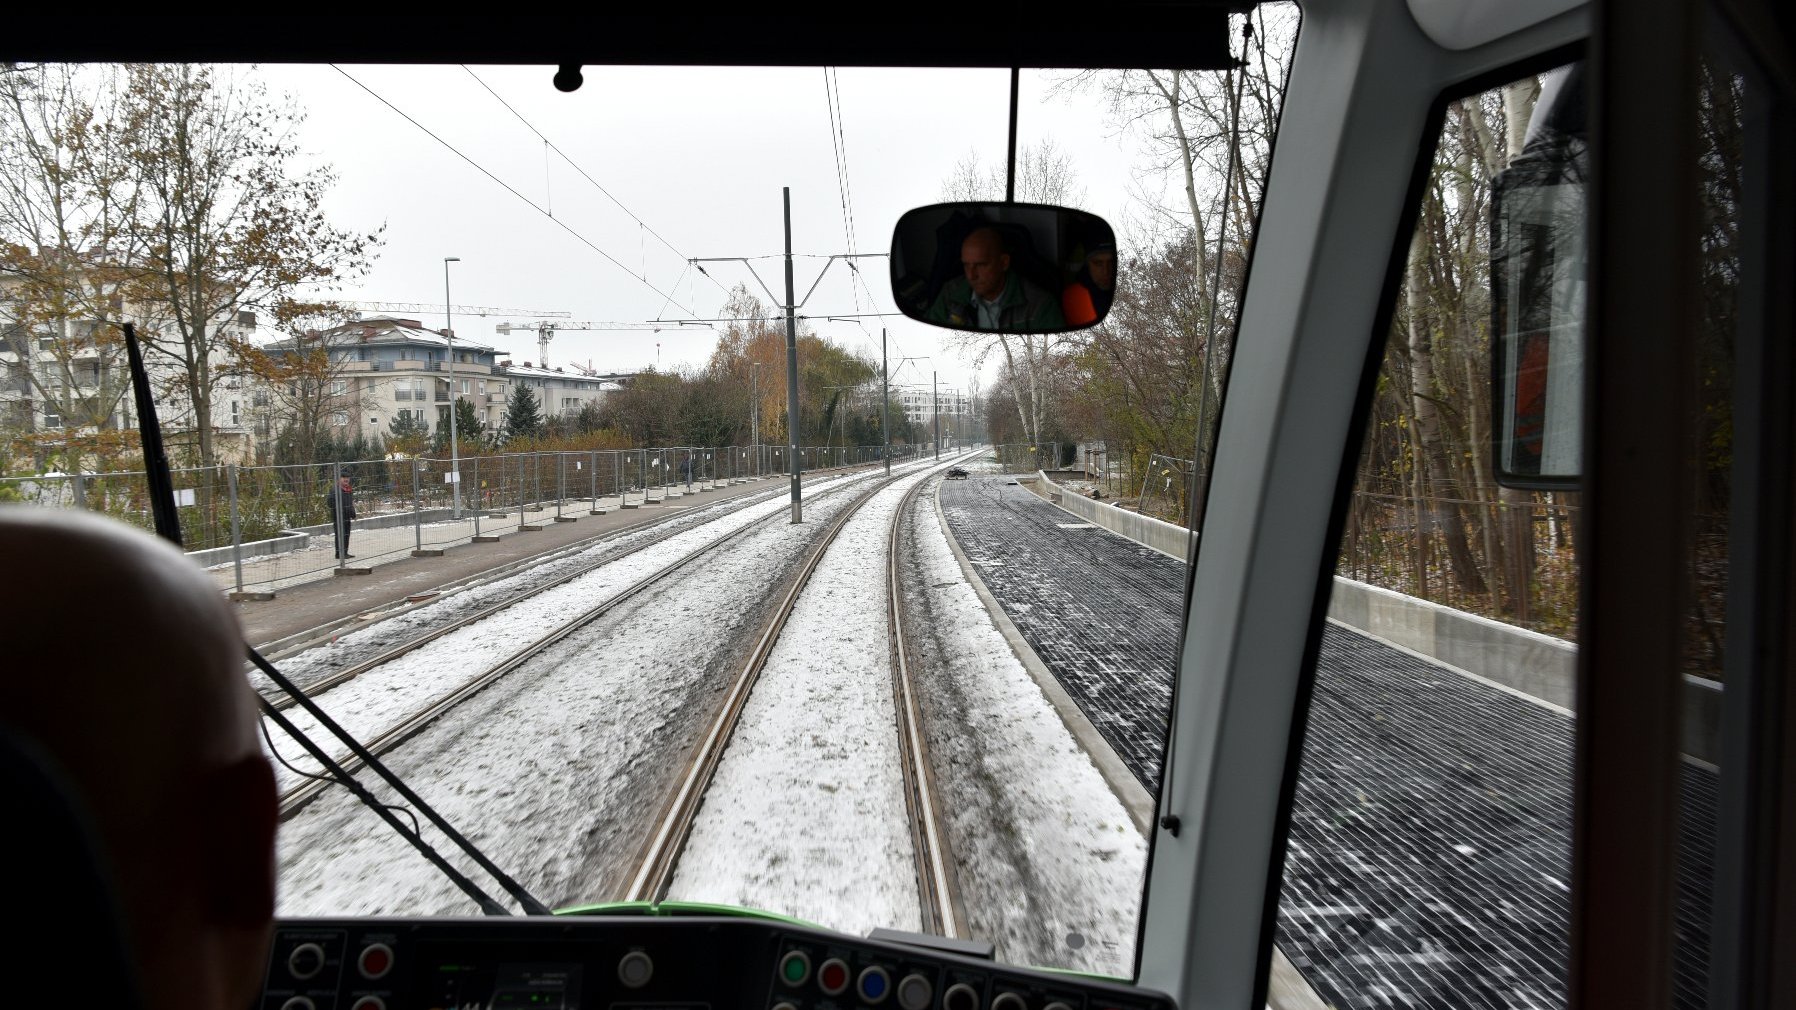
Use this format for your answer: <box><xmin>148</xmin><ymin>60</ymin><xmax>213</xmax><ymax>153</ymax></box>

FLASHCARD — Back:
<box><xmin>260</xmin><ymin>464</ymin><xmax>930</xmax><ymax>793</ymax></box>
<box><xmin>903</xmin><ymin>479</ymin><xmax>1147</xmax><ymax>976</ymax></box>
<box><xmin>665</xmin><ymin>465</ymin><xmax>946</xmax><ymax>934</ymax></box>
<box><xmin>274</xmin><ymin>468</ymin><xmax>912</xmax><ymax>915</ymax></box>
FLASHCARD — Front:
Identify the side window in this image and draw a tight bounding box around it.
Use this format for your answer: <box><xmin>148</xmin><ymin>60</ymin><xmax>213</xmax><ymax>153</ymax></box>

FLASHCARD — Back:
<box><xmin>1273</xmin><ymin>64</ymin><xmax>1601</xmax><ymax>1009</ymax></box>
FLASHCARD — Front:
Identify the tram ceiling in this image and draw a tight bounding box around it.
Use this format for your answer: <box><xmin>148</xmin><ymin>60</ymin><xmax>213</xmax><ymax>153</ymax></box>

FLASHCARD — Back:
<box><xmin>5</xmin><ymin>6</ymin><xmax>1250</xmax><ymax>70</ymax></box>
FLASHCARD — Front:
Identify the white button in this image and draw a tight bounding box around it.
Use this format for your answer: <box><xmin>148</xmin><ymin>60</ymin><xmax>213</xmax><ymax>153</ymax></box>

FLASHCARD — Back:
<box><xmin>991</xmin><ymin>993</ymin><xmax>1028</xmax><ymax>1010</ymax></box>
<box><xmin>897</xmin><ymin>973</ymin><xmax>934</xmax><ymax>1010</ymax></box>
<box><xmin>279</xmin><ymin>999</ymin><xmax>315</xmax><ymax>1010</ymax></box>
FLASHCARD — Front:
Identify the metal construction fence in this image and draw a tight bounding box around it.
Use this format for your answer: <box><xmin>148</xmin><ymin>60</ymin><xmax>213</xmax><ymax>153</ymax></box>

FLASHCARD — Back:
<box><xmin>0</xmin><ymin>442</ymin><xmax>920</xmax><ymax>598</ymax></box>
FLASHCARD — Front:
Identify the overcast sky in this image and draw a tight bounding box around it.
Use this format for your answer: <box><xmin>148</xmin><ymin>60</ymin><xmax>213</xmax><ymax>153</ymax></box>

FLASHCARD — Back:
<box><xmin>245</xmin><ymin>62</ymin><xmax>1170</xmax><ymax>398</ymax></box>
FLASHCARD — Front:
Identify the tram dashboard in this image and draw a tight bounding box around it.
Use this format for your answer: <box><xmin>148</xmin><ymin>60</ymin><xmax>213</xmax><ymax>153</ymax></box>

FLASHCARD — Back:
<box><xmin>258</xmin><ymin>916</ymin><xmax>1173</xmax><ymax>1010</ymax></box>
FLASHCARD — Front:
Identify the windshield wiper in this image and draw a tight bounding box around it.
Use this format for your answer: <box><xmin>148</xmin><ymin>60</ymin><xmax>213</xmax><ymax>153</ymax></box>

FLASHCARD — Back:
<box><xmin>122</xmin><ymin>322</ymin><xmax>550</xmax><ymax>918</ymax></box>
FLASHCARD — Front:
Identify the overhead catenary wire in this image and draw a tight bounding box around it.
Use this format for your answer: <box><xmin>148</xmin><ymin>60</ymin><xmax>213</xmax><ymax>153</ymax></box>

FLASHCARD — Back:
<box><xmin>458</xmin><ymin>65</ymin><xmax>730</xmax><ymax>298</ymax></box>
<box><xmin>331</xmin><ymin>65</ymin><xmax>702</xmax><ymax>319</ymax></box>
<box><xmin>823</xmin><ymin>68</ymin><xmax>861</xmax><ymax>313</ymax></box>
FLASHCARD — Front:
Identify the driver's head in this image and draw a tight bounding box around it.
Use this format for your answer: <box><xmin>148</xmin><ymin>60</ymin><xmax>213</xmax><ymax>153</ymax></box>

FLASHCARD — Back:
<box><xmin>961</xmin><ymin>226</ymin><xmax>1011</xmax><ymax>301</ymax></box>
<box><xmin>1088</xmin><ymin>244</ymin><xmax>1117</xmax><ymax>291</ymax></box>
<box><xmin>0</xmin><ymin>509</ymin><xmax>275</xmax><ymax>1010</ymax></box>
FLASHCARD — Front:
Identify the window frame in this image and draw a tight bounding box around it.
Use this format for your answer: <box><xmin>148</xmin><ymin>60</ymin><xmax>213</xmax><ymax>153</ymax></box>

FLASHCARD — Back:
<box><xmin>1134</xmin><ymin>3</ymin><xmax>1589</xmax><ymax>1005</ymax></box>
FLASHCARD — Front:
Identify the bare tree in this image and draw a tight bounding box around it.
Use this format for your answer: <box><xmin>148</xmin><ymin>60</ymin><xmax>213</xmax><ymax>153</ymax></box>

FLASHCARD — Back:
<box><xmin>231</xmin><ymin>307</ymin><xmax>379</xmax><ymax>467</ymax></box>
<box><xmin>0</xmin><ymin>64</ymin><xmax>147</xmax><ymax>470</ymax></box>
<box><xmin>120</xmin><ymin>64</ymin><xmax>380</xmax><ymax>471</ymax></box>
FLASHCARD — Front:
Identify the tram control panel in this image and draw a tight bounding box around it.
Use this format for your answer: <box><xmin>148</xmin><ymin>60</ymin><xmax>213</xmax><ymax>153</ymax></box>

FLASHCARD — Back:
<box><xmin>258</xmin><ymin>916</ymin><xmax>1176</xmax><ymax>1010</ymax></box>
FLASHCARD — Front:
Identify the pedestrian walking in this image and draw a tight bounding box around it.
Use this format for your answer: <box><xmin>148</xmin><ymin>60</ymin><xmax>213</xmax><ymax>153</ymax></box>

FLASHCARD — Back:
<box><xmin>327</xmin><ymin>476</ymin><xmax>357</xmax><ymax>559</ymax></box>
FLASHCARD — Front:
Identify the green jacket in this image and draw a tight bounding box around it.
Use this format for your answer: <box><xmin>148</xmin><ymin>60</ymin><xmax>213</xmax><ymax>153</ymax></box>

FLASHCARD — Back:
<box><xmin>925</xmin><ymin>272</ymin><xmax>1066</xmax><ymax>332</ymax></box>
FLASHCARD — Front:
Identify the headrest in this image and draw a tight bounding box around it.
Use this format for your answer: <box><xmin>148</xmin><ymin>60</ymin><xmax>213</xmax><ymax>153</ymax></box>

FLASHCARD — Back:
<box><xmin>0</xmin><ymin>725</ymin><xmax>144</xmax><ymax>1008</ymax></box>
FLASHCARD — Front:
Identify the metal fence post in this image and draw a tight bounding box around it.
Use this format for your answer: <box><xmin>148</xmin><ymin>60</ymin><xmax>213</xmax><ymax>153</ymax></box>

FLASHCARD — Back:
<box><xmin>517</xmin><ymin>455</ymin><xmax>526</xmax><ymax>525</ymax></box>
<box><xmin>590</xmin><ymin>450</ymin><xmax>598</xmax><ymax>511</ymax></box>
<box><xmin>72</xmin><ymin>471</ymin><xmax>87</xmax><ymax>510</ymax></box>
<box><xmin>227</xmin><ymin>464</ymin><xmax>245</xmax><ymax>595</ymax></box>
<box><xmin>473</xmin><ymin>455</ymin><xmax>482</xmax><ymax>538</ymax></box>
<box><xmin>412</xmin><ymin>459</ymin><xmax>423</xmax><ymax>553</ymax></box>
<box><xmin>333</xmin><ymin>461</ymin><xmax>345</xmax><ymax>569</ymax></box>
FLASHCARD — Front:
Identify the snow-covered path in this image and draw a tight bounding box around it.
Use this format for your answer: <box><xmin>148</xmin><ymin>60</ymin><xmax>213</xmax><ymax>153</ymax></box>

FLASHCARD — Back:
<box><xmin>664</xmin><ymin>466</ymin><xmax>937</xmax><ymax>934</ymax></box>
<box><xmin>904</xmin><ymin>481</ymin><xmax>1146</xmax><ymax>975</ymax></box>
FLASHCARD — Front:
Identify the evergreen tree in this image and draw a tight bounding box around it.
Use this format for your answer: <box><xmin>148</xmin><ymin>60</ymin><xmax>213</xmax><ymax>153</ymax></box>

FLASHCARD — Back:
<box><xmin>387</xmin><ymin>411</ymin><xmax>430</xmax><ymax>456</ymax></box>
<box><xmin>435</xmin><ymin>397</ymin><xmax>487</xmax><ymax>452</ymax></box>
<box><xmin>503</xmin><ymin>384</ymin><xmax>544</xmax><ymax>443</ymax></box>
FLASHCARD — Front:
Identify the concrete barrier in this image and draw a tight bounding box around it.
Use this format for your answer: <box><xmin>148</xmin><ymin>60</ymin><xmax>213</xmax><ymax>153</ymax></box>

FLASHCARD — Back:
<box><xmin>1037</xmin><ymin>470</ymin><xmax>1197</xmax><ymax>561</ymax></box>
<box><xmin>1035</xmin><ymin>471</ymin><xmax>1722</xmax><ymax>762</ymax></box>
<box><xmin>187</xmin><ymin>530</ymin><xmax>311</xmax><ymax>569</ymax></box>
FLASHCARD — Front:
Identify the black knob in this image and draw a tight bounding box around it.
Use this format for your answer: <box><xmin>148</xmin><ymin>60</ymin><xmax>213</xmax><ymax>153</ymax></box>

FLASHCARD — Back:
<box><xmin>944</xmin><ymin>982</ymin><xmax>981</xmax><ymax>1010</ymax></box>
<box><xmin>287</xmin><ymin>943</ymin><xmax>325</xmax><ymax>981</ymax></box>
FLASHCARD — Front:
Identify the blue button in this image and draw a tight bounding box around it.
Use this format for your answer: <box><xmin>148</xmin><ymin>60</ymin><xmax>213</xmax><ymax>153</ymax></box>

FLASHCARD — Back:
<box><xmin>859</xmin><ymin>966</ymin><xmax>892</xmax><ymax>1004</ymax></box>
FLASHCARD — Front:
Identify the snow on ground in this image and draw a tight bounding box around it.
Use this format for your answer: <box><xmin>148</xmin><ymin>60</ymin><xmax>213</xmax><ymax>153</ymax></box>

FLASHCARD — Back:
<box><xmin>275</xmin><ymin>476</ymin><xmax>887</xmax><ymax>916</ymax></box>
<box><xmin>903</xmin><ymin>478</ymin><xmax>1147</xmax><ymax>976</ymax></box>
<box><xmin>664</xmin><ymin>466</ymin><xmax>952</xmax><ymax>935</ymax></box>
<box><xmin>261</xmin><ymin>468</ymin><xmax>894</xmax><ymax>794</ymax></box>
<box><xmin>252</xmin><ymin>470</ymin><xmax>868</xmax><ymax>694</ymax></box>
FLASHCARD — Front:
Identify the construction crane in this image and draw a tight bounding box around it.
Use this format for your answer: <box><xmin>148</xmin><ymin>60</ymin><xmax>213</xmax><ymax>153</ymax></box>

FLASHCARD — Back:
<box><xmin>493</xmin><ymin>321</ymin><xmax>697</xmax><ymax>371</ymax></box>
<box><xmin>340</xmin><ymin>301</ymin><xmax>572</xmax><ymax>321</ymax></box>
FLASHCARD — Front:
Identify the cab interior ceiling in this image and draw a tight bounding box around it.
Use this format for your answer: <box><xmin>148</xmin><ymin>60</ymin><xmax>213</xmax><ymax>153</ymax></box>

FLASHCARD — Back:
<box><xmin>7</xmin><ymin>6</ymin><xmax>1251</xmax><ymax>69</ymax></box>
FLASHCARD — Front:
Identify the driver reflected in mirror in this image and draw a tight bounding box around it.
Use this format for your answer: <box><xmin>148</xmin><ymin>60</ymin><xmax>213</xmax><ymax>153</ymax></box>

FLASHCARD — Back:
<box><xmin>1062</xmin><ymin>241</ymin><xmax>1115</xmax><ymax>326</ymax></box>
<box><xmin>891</xmin><ymin>202</ymin><xmax>1117</xmax><ymax>334</ymax></box>
<box><xmin>927</xmin><ymin>225</ymin><xmax>1067</xmax><ymax>332</ymax></box>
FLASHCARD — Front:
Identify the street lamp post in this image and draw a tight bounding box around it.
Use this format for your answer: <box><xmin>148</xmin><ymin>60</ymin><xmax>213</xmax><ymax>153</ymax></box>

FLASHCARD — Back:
<box><xmin>444</xmin><ymin>256</ymin><xmax>462</xmax><ymax>519</ymax></box>
<box><xmin>750</xmin><ymin>361</ymin><xmax>762</xmax><ymax>463</ymax></box>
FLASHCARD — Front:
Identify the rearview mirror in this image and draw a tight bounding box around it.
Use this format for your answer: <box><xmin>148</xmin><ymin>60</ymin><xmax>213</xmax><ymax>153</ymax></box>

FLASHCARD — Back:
<box><xmin>889</xmin><ymin>202</ymin><xmax>1117</xmax><ymax>333</ymax></box>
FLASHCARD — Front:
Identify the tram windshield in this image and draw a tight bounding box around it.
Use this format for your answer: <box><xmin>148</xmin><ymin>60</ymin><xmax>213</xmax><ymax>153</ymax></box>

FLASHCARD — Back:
<box><xmin>0</xmin><ymin>12</ymin><xmax>1295</xmax><ymax>982</ymax></box>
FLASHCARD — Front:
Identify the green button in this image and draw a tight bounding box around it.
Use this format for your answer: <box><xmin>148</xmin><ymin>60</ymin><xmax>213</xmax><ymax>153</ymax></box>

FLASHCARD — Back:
<box><xmin>783</xmin><ymin>954</ymin><xmax>808</xmax><ymax>983</ymax></box>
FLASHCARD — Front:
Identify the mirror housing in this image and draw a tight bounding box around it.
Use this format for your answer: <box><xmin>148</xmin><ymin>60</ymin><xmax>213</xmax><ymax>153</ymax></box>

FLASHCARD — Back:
<box><xmin>890</xmin><ymin>202</ymin><xmax>1117</xmax><ymax>334</ymax></box>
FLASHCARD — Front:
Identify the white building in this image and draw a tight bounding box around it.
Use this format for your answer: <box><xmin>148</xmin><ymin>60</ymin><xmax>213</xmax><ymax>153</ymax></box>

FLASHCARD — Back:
<box><xmin>2</xmin><ymin>306</ymin><xmax>257</xmax><ymax>466</ymax></box>
<box><xmin>258</xmin><ymin>316</ymin><xmax>511</xmax><ymax>445</ymax></box>
<box><xmin>895</xmin><ymin>386</ymin><xmax>971</xmax><ymax>424</ymax></box>
<box><xmin>501</xmin><ymin>362</ymin><xmax>630</xmax><ymax>420</ymax></box>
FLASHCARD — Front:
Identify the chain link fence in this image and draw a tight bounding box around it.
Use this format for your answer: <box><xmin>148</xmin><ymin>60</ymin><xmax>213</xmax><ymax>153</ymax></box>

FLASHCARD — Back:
<box><xmin>0</xmin><ymin>441</ymin><xmax>918</xmax><ymax>599</ymax></box>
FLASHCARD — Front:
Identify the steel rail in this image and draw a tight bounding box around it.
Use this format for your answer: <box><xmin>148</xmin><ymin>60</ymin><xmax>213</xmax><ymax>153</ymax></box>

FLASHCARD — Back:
<box><xmin>274</xmin><ymin>471</ymin><xmax>892</xmax><ymax>821</ymax></box>
<box><xmin>259</xmin><ymin>461</ymin><xmax>897</xmax><ymax>707</ymax></box>
<box><xmin>625</xmin><ymin>452</ymin><xmax>977</xmax><ymax>906</ymax></box>
<box><xmin>887</xmin><ymin>471</ymin><xmax>967</xmax><ymax>938</ymax></box>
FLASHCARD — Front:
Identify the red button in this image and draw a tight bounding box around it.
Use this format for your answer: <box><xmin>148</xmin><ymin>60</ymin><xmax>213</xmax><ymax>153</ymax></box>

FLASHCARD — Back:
<box><xmin>358</xmin><ymin>944</ymin><xmax>393</xmax><ymax>979</ymax></box>
<box><xmin>818</xmin><ymin>959</ymin><xmax>851</xmax><ymax>995</ymax></box>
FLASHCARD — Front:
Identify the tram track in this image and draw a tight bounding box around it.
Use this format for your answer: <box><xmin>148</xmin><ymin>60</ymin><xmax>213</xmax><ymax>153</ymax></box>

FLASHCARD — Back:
<box><xmin>257</xmin><ymin>460</ymin><xmax>909</xmax><ymax>706</ymax></box>
<box><xmin>887</xmin><ymin>473</ymin><xmax>966</xmax><ymax>938</ymax></box>
<box><xmin>272</xmin><ymin>464</ymin><xmax>924</xmax><ymax>821</ymax></box>
<box><xmin>626</xmin><ymin>456</ymin><xmax>974</xmax><ymax>933</ymax></box>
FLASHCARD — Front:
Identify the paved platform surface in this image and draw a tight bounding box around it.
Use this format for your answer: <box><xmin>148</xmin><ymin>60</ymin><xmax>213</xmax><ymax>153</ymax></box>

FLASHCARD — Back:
<box><xmin>939</xmin><ymin>475</ymin><xmax>1715</xmax><ymax>1010</ymax></box>
<box><xmin>230</xmin><ymin>471</ymin><xmax>820</xmax><ymax>649</ymax></box>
